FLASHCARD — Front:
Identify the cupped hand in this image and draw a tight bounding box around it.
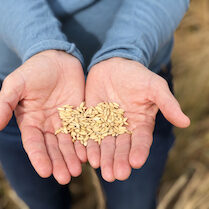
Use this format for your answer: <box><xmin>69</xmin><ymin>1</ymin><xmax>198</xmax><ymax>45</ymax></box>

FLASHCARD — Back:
<box><xmin>85</xmin><ymin>57</ymin><xmax>190</xmax><ymax>182</ymax></box>
<box><xmin>0</xmin><ymin>50</ymin><xmax>87</xmax><ymax>184</ymax></box>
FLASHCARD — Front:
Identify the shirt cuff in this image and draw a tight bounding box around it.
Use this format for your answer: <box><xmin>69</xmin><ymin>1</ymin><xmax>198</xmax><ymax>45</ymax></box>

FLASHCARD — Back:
<box><xmin>23</xmin><ymin>40</ymin><xmax>84</xmax><ymax>67</ymax></box>
<box><xmin>88</xmin><ymin>45</ymin><xmax>147</xmax><ymax>72</ymax></box>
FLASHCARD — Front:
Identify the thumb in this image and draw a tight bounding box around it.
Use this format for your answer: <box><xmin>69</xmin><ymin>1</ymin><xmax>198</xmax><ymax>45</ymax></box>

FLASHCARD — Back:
<box><xmin>152</xmin><ymin>79</ymin><xmax>190</xmax><ymax>128</ymax></box>
<box><xmin>0</xmin><ymin>72</ymin><xmax>24</xmax><ymax>130</ymax></box>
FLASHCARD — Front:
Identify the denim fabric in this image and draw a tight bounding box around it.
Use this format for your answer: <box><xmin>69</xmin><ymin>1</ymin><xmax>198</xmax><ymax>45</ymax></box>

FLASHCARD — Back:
<box><xmin>0</xmin><ymin>0</ymin><xmax>189</xmax><ymax>77</ymax></box>
<box><xmin>0</xmin><ymin>117</ymin><xmax>71</xmax><ymax>209</ymax></box>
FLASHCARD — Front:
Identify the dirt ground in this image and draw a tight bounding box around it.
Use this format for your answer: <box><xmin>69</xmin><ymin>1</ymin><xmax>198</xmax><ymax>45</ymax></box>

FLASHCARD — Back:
<box><xmin>0</xmin><ymin>0</ymin><xmax>209</xmax><ymax>208</ymax></box>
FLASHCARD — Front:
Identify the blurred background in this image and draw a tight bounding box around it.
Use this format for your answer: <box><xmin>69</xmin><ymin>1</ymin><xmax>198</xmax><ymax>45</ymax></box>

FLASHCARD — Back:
<box><xmin>0</xmin><ymin>0</ymin><xmax>209</xmax><ymax>208</ymax></box>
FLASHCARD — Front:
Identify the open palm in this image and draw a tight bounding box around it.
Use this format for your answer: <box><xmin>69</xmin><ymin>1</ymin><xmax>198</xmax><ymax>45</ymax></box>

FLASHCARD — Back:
<box><xmin>0</xmin><ymin>50</ymin><xmax>86</xmax><ymax>184</ymax></box>
<box><xmin>86</xmin><ymin>58</ymin><xmax>190</xmax><ymax>182</ymax></box>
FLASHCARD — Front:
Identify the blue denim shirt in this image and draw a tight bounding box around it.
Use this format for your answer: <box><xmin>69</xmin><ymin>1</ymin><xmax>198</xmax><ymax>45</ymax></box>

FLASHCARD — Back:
<box><xmin>0</xmin><ymin>0</ymin><xmax>189</xmax><ymax>75</ymax></box>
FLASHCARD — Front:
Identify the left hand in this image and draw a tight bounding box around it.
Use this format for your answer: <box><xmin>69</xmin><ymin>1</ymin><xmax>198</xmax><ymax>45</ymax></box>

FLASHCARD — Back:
<box><xmin>85</xmin><ymin>57</ymin><xmax>190</xmax><ymax>182</ymax></box>
<box><xmin>0</xmin><ymin>50</ymin><xmax>86</xmax><ymax>184</ymax></box>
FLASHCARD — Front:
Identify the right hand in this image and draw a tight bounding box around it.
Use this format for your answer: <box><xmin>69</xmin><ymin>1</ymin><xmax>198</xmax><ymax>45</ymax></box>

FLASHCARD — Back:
<box><xmin>85</xmin><ymin>58</ymin><xmax>190</xmax><ymax>182</ymax></box>
<box><xmin>0</xmin><ymin>50</ymin><xmax>86</xmax><ymax>184</ymax></box>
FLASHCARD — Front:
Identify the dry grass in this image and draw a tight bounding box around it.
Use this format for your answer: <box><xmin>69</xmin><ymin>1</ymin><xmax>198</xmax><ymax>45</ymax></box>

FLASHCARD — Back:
<box><xmin>0</xmin><ymin>169</ymin><xmax>27</xmax><ymax>209</ymax></box>
<box><xmin>158</xmin><ymin>0</ymin><xmax>209</xmax><ymax>208</ymax></box>
<box><xmin>0</xmin><ymin>0</ymin><xmax>209</xmax><ymax>208</ymax></box>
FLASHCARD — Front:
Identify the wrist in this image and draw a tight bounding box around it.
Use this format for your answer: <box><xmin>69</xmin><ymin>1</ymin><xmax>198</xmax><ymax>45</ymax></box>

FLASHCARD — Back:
<box><xmin>90</xmin><ymin>57</ymin><xmax>144</xmax><ymax>73</ymax></box>
<box><xmin>31</xmin><ymin>49</ymin><xmax>81</xmax><ymax>64</ymax></box>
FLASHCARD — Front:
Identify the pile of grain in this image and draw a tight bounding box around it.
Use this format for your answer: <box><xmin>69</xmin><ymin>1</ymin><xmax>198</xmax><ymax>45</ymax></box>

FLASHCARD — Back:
<box><xmin>55</xmin><ymin>102</ymin><xmax>131</xmax><ymax>146</ymax></box>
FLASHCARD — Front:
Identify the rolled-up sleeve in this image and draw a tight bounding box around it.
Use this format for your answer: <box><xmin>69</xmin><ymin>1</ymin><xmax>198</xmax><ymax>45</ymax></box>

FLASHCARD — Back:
<box><xmin>89</xmin><ymin>0</ymin><xmax>190</xmax><ymax>70</ymax></box>
<box><xmin>0</xmin><ymin>0</ymin><xmax>84</xmax><ymax>64</ymax></box>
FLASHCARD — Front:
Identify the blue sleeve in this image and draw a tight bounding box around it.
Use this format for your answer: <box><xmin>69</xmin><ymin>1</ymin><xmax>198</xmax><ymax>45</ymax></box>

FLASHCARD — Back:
<box><xmin>0</xmin><ymin>0</ymin><xmax>84</xmax><ymax>64</ymax></box>
<box><xmin>89</xmin><ymin>0</ymin><xmax>190</xmax><ymax>70</ymax></box>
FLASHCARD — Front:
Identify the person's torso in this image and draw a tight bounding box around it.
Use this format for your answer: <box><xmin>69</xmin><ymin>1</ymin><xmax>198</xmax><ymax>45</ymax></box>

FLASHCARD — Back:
<box><xmin>48</xmin><ymin>0</ymin><xmax>173</xmax><ymax>72</ymax></box>
<box><xmin>0</xmin><ymin>0</ymin><xmax>173</xmax><ymax>80</ymax></box>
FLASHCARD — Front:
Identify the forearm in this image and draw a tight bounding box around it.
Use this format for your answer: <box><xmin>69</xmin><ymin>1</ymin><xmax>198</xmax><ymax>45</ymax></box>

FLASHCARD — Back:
<box><xmin>0</xmin><ymin>0</ymin><xmax>83</xmax><ymax>64</ymax></box>
<box><xmin>89</xmin><ymin>0</ymin><xmax>189</xmax><ymax>70</ymax></box>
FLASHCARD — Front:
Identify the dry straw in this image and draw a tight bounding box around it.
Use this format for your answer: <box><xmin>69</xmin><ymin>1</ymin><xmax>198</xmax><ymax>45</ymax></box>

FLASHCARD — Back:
<box><xmin>55</xmin><ymin>102</ymin><xmax>131</xmax><ymax>146</ymax></box>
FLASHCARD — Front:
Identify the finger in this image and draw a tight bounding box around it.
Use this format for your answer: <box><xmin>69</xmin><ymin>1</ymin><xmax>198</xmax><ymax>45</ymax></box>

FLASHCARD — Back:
<box><xmin>74</xmin><ymin>141</ymin><xmax>87</xmax><ymax>163</ymax></box>
<box><xmin>52</xmin><ymin>111</ymin><xmax>87</xmax><ymax>164</ymax></box>
<box><xmin>45</xmin><ymin>133</ymin><xmax>71</xmax><ymax>185</ymax></box>
<box><xmin>85</xmin><ymin>96</ymin><xmax>102</xmax><ymax>169</ymax></box>
<box><xmin>87</xmin><ymin>139</ymin><xmax>100</xmax><ymax>169</ymax></box>
<box><xmin>100</xmin><ymin>136</ymin><xmax>116</xmax><ymax>182</ymax></box>
<box><xmin>84</xmin><ymin>99</ymin><xmax>101</xmax><ymax>167</ymax></box>
<box><xmin>0</xmin><ymin>74</ymin><xmax>24</xmax><ymax>130</ymax></box>
<box><xmin>21</xmin><ymin>126</ymin><xmax>52</xmax><ymax>178</ymax></box>
<box><xmin>129</xmin><ymin>123</ymin><xmax>154</xmax><ymax>169</ymax></box>
<box><xmin>114</xmin><ymin>134</ymin><xmax>131</xmax><ymax>180</ymax></box>
<box><xmin>58</xmin><ymin>133</ymin><xmax>82</xmax><ymax>177</ymax></box>
<box><xmin>153</xmin><ymin>79</ymin><xmax>190</xmax><ymax>128</ymax></box>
